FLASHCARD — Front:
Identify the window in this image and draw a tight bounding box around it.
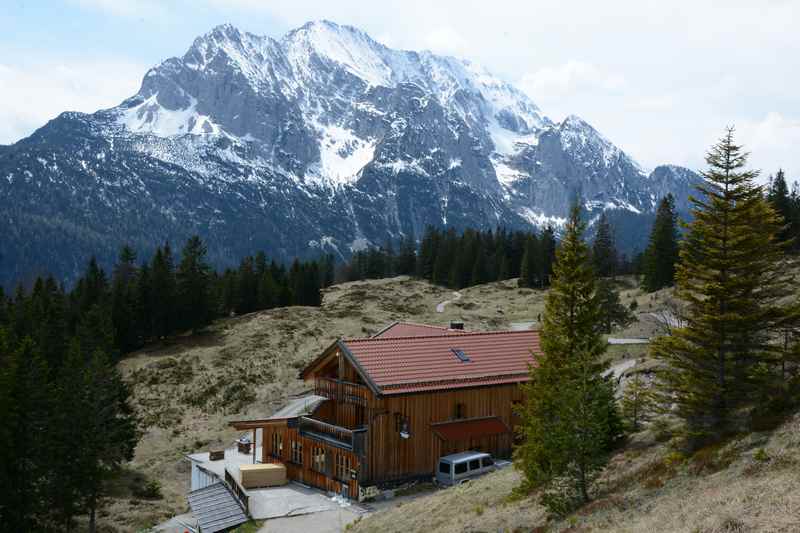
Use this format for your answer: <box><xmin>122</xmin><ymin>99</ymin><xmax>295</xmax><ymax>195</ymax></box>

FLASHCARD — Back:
<box><xmin>469</xmin><ymin>459</ymin><xmax>480</xmax><ymax>471</ymax></box>
<box><xmin>454</xmin><ymin>462</ymin><xmax>467</xmax><ymax>475</ymax></box>
<box><xmin>291</xmin><ymin>440</ymin><xmax>303</xmax><ymax>464</ymax></box>
<box><xmin>312</xmin><ymin>447</ymin><xmax>326</xmax><ymax>473</ymax></box>
<box><xmin>439</xmin><ymin>462</ymin><xmax>451</xmax><ymax>475</ymax></box>
<box><xmin>454</xmin><ymin>403</ymin><xmax>466</xmax><ymax>419</ymax></box>
<box><xmin>271</xmin><ymin>433</ymin><xmax>283</xmax><ymax>458</ymax></box>
<box><xmin>482</xmin><ymin>457</ymin><xmax>494</xmax><ymax>468</ymax></box>
<box><xmin>335</xmin><ymin>453</ymin><xmax>351</xmax><ymax>481</ymax></box>
<box><xmin>451</xmin><ymin>348</ymin><xmax>471</xmax><ymax>362</ymax></box>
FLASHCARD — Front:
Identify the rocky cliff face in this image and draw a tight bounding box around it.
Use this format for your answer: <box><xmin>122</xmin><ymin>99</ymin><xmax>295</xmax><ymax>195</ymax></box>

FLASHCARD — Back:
<box><xmin>0</xmin><ymin>21</ymin><xmax>701</xmax><ymax>286</ymax></box>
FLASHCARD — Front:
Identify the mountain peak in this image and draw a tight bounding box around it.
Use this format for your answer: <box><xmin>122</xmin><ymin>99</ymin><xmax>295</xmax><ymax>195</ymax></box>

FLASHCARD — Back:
<box><xmin>0</xmin><ymin>19</ymin><xmax>703</xmax><ymax>287</ymax></box>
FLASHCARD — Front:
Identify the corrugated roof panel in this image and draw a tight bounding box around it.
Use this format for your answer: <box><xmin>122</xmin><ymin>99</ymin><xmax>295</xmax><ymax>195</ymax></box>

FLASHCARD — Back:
<box><xmin>187</xmin><ymin>482</ymin><xmax>248</xmax><ymax>533</ymax></box>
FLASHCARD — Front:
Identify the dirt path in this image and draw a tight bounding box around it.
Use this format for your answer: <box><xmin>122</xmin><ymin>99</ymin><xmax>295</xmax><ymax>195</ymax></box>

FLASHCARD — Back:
<box><xmin>435</xmin><ymin>291</ymin><xmax>462</xmax><ymax>313</ymax></box>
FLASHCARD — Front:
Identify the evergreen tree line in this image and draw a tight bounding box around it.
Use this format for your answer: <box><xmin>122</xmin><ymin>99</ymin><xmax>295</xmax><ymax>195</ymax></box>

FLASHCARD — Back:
<box><xmin>342</xmin><ymin>225</ymin><xmax>589</xmax><ymax>289</ymax></box>
<box><xmin>1</xmin><ymin>236</ymin><xmax>333</xmax><ymax>359</ymax></box>
<box><xmin>0</xmin><ymin>308</ymin><xmax>137</xmax><ymax>531</ymax></box>
<box><xmin>341</xmin><ymin>227</ymin><xmax>554</xmax><ymax>288</ymax></box>
<box><xmin>0</xmin><ymin>235</ymin><xmax>334</xmax><ymax>530</ymax></box>
<box><xmin>765</xmin><ymin>169</ymin><xmax>800</xmax><ymax>253</ymax></box>
<box><xmin>517</xmin><ymin>129</ymin><xmax>800</xmax><ymax>518</ymax></box>
<box><xmin>639</xmin><ymin>167</ymin><xmax>798</xmax><ymax>294</ymax></box>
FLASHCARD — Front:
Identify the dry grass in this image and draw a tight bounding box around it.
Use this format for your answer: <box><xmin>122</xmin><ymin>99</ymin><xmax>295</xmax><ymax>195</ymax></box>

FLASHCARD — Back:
<box><xmin>104</xmin><ymin>276</ymin><xmax>549</xmax><ymax>531</ymax></box>
<box><xmin>103</xmin><ymin>274</ymin><xmax>800</xmax><ymax>532</ymax></box>
<box><xmin>350</xmin><ymin>412</ymin><xmax>800</xmax><ymax>533</ymax></box>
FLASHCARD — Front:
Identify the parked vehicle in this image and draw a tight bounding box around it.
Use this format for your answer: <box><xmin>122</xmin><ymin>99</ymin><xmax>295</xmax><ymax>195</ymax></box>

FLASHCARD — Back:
<box><xmin>435</xmin><ymin>451</ymin><xmax>495</xmax><ymax>486</ymax></box>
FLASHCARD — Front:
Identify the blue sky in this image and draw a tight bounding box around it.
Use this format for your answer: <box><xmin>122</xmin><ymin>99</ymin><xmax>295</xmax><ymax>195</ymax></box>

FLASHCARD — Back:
<box><xmin>1</xmin><ymin>0</ymin><xmax>798</xmax><ymax>181</ymax></box>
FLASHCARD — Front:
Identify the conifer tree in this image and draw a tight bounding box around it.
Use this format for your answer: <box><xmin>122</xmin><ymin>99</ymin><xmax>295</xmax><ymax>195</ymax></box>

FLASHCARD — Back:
<box><xmin>592</xmin><ymin>212</ymin><xmax>617</xmax><ymax>278</ymax></box>
<box><xmin>177</xmin><ymin>236</ymin><xmax>213</xmax><ymax>332</ymax></box>
<box><xmin>767</xmin><ymin>169</ymin><xmax>798</xmax><ymax>250</ymax></box>
<box><xmin>0</xmin><ymin>338</ymin><xmax>52</xmax><ymax>531</ymax></box>
<box><xmin>150</xmin><ymin>244</ymin><xmax>176</xmax><ymax>339</ymax></box>
<box><xmin>535</xmin><ymin>226</ymin><xmax>557</xmax><ymax>287</ymax></box>
<box><xmin>236</xmin><ymin>256</ymin><xmax>259</xmax><ymax>314</ymax></box>
<box><xmin>651</xmin><ymin>129</ymin><xmax>799</xmax><ymax>446</ymax></box>
<box><xmin>134</xmin><ymin>262</ymin><xmax>152</xmax><ymax>342</ymax></box>
<box><xmin>77</xmin><ymin>349</ymin><xmax>138</xmax><ymax>533</ymax></box>
<box><xmin>596</xmin><ymin>279</ymin><xmax>634</xmax><ymax>333</ymax></box>
<box><xmin>516</xmin><ymin>206</ymin><xmax>621</xmax><ymax>515</ymax></box>
<box><xmin>620</xmin><ymin>372</ymin><xmax>655</xmax><ymax>431</ymax></box>
<box><xmin>111</xmin><ymin>246</ymin><xmax>140</xmax><ymax>353</ymax></box>
<box><xmin>518</xmin><ymin>235</ymin><xmax>537</xmax><ymax>288</ymax></box>
<box><xmin>642</xmin><ymin>194</ymin><xmax>680</xmax><ymax>292</ymax></box>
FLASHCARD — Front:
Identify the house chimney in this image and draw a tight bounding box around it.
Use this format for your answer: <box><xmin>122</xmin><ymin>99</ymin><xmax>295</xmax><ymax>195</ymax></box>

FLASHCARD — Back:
<box><xmin>449</xmin><ymin>321</ymin><xmax>464</xmax><ymax>330</ymax></box>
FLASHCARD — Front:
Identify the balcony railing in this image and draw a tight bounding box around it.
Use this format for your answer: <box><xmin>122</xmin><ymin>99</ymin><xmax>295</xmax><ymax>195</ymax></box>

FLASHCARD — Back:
<box><xmin>298</xmin><ymin>416</ymin><xmax>367</xmax><ymax>456</ymax></box>
<box><xmin>314</xmin><ymin>377</ymin><xmax>369</xmax><ymax>407</ymax></box>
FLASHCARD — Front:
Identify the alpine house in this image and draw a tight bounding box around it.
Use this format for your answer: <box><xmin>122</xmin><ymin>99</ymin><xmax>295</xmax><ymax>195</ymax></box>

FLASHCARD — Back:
<box><xmin>231</xmin><ymin>322</ymin><xmax>542</xmax><ymax>500</ymax></box>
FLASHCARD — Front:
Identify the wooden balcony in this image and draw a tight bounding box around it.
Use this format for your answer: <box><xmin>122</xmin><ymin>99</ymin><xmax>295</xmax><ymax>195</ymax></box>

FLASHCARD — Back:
<box><xmin>314</xmin><ymin>377</ymin><xmax>369</xmax><ymax>407</ymax></box>
<box><xmin>298</xmin><ymin>416</ymin><xmax>367</xmax><ymax>456</ymax></box>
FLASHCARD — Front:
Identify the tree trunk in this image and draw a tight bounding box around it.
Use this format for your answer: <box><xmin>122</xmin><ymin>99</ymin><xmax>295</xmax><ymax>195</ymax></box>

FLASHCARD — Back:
<box><xmin>88</xmin><ymin>494</ymin><xmax>96</xmax><ymax>533</ymax></box>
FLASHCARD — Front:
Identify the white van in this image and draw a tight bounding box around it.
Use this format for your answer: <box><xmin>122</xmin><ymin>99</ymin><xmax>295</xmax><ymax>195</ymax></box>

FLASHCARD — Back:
<box><xmin>435</xmin><ymin>451</ymin><xmax>495</xmax><ymax>486</ymax></box>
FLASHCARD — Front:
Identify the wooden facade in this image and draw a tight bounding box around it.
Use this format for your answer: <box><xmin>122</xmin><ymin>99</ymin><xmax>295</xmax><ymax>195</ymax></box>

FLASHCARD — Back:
<box><xmin>233</xmin><ymin>337</ymin><xmax>529</xmax><ymax>499</ymax></box>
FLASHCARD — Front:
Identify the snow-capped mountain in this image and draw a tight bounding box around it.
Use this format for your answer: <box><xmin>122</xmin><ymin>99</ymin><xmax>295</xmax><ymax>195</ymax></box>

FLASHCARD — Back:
<box><xmin>0</xmin><ymin>21</ymin><xmax>700</xmax><ymax>285</ymax></box>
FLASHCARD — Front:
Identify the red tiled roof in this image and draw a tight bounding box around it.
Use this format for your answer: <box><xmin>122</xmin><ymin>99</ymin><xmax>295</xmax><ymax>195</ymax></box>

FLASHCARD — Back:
<box><xmin>372</xmin><ymin>321</ymin><xmax>468</xmax><ymax>338</ymax></box>
<box><xmin>341</xmin><ymin>329</ymin><xmax>541</xmax><ymax>395</ymax></box>
<box><xmin>431</xmin><ymin>416</ymin><xmax>511</xmax><ymax>441</ymax></box>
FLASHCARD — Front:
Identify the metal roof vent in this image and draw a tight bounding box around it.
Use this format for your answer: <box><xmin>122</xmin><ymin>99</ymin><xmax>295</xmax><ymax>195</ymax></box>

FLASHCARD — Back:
<box><xmin>449</xmin><ymin>321</ymin><xmax>465</xmax><ymax>330</ymax></box>
<box><xmin>451</xmin><ymin>348</ymin><xmax>470</xmax><ymax>362</ymax></box>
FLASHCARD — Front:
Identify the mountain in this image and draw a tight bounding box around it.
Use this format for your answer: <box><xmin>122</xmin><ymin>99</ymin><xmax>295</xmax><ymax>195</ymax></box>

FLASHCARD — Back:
<box><xmin>0</xmin><ymin>21</ymin><xmax>701</xmax><ymax>286</ymax></box>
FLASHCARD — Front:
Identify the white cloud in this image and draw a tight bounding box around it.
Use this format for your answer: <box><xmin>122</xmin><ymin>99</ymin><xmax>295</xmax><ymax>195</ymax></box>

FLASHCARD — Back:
<box><xmin>0</xmin><ymin>59</ymin><xmax>146</xmax><ymax>144</ymax></box>
<box><xmin>519</xmin><ymin>61</ymin><xmax>626</xmax><ymax>101</ymax></box>
<box><xmin>3</xmin><ymin>0</ymin><xmax>799</xmax><ymax>182</ymax></box>
<box><xmin>422</xmin><ymin>27</ymin><xmax>468</xmax><ymax>55</ymax></box>
<box><xmin>737</xmin><ymin>112</ymin><xmax>800</xmax><ymax>182</ymax></box>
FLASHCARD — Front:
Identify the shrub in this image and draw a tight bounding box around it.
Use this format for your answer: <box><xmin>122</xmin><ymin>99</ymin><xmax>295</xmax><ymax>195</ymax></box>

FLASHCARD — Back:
<box><xmin>132</xmin><ymin>479</ymin><xmax>163</xmax><ymax>500</ymax></box>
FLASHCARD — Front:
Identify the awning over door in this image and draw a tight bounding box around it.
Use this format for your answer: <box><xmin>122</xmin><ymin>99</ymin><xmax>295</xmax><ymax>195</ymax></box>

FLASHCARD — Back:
<box><xmin>431</xmin><ymin>416</ymin><xmax>511</xmax><ymax>441</ymax></box>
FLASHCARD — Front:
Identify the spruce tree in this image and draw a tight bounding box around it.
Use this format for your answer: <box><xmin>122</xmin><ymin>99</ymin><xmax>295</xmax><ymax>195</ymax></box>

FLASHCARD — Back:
<box><xmin>592</xmin><ymin>212</ymin><xmax>617</xmax><ymax>278</ymax></box>
<box><xmin>150</xmin><ymin>244</ymin><xmax>176</xmax><ymax>339</ymax></box>
<box><xmin>651</xmin><ymin>129</ymin><xmax>799</xmax><ymax>446</ymax></box>
<box><xmin>396</xmin><ymin>236</ymin><xmax>417</xmax><ymax>276</ymax></box>
<box><xmin>642</xmin><ymin>194</ymin><xmax>680</xmax><ymax>292</ymax></box>
<box><xmin>518</xmin><ymin>234</ymin><xmax>537</xmax><ymax>288</ymax></box>
<box><xmin>177</xmin><ymin>236</ymin><xmax>213</xmax><ymax>332</ymax></box>
<box><xmin>767</xmin><ymin>169</ymin><xmax>797</xmax><ymax>250</ymax></box>
<box><xmin>111</xmin><ymin>246</ymin><xmax>139</xmax><ymax>353</ymax></box>
<box><xmin>620</xmin><ymin>372</ymin><xmax>655</xmax><ymax>432</ymax></box>
<box><xmin>535</xmin><ymin>226</ymin><xmax>557</xmax><ymax>287</ymax></box>
<box><xmin>0</xmin><ymin>338</ymin><xmax>52</xmax><ymax>531</ymax></box>
<box><xmin>77</xmin><ymin>350</ymin><xmax>138</xmax><ymax>533</ymax></box>
<box><xmin>516</xmin><ymin>206</ymin><xmax>621</xmax><ymax>515</ymax></box>
<box><xmin>596</xmin><ymin>279</ymin><xmax>634</xmax><ymax>333</ymax></box>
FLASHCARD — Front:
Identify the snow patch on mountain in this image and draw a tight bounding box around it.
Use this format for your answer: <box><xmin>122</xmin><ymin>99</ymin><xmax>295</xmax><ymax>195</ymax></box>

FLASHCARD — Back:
<box><xmin>519</xmin><ymin>207</ymin><xmax>567</xmax><ymax>228</ymax></box>
<box><xmin>118</xmin><ymin>94</ymin><xmax>223</xmax><ymax>137</ymax></box>
<box><xmin>307</xmin><ymin>122</ymin><xmax>375</xmax><ymax>186</ymax></box>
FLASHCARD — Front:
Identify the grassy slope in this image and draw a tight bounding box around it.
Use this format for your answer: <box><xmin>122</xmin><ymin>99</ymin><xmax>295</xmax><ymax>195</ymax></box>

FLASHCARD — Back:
<box><xmin>105</xmin><ymin>275</ymin><xmax>799</xmax><ymax>532</ymax></box>
<box><xmin>349</xmin><ymin>411</ymin><xmax>800</xmax><ymax>533</ymax></box>
<box><xmin>106</xmin><ymin>276</ymin><xmax>550</xmax><ymax>531</ymax></box>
